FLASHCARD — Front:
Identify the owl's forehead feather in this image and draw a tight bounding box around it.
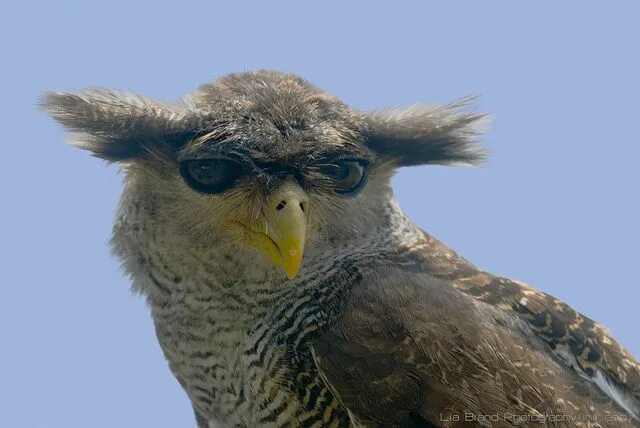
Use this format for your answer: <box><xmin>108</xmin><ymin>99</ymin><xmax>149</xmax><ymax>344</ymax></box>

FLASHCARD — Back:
<box><xmin>181</xmin><ymin>70</ymin><xmax>368</xmax><ymax>162</ymax></box>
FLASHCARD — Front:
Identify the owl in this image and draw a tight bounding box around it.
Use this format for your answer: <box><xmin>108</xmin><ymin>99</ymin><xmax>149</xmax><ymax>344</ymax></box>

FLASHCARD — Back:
<box><xmin>44</xmin><ymin>70</ymin><xmax>639</xmax><ymax>427</ymax></box>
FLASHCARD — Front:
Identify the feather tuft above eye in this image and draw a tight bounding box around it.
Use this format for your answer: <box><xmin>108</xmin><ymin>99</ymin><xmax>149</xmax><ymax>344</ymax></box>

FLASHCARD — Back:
<box><xmin>40</xmin><ymin>89</ymin><xmax>212</xmax><ymax>161</ymax></box>
<box><xmin>363</xmin><ymin>97</ymin><xmax>491</xmax><ymax>167</ymax></box>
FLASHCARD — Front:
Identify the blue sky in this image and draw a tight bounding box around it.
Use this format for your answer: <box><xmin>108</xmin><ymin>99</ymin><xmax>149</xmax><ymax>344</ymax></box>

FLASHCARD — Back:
<box><xmin>1</xmin><ymin>1</ymin><xmax>638</xmax><ymax>427</ymax></box>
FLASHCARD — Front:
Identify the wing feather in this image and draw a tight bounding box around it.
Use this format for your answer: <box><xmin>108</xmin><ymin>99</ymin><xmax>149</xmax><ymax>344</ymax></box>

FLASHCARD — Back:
<box><xmin>412</xmin><ymin>230</ymin><xmax>640</xmax><ymax>419</ymax></box>
<box><xmin>312</xmin><ymin>254</ymin><xmax>639</xmax><ymax>427</ymax></box>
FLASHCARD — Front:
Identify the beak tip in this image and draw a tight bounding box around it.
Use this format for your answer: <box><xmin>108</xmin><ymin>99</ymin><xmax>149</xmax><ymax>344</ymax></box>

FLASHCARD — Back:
<box><xmin>286</xmin><ymin>272</ymin><xmax>297</xmax><ymax>280</ymax></box>
<box><xmin>284</xmin><ymin>264</ymin><xmax>301</xmax><ymax>280</ymax></box>
<box><xmin>280</xmin><ymin>246</ymin><xmax>304</xmax><ymax>280</ymax></box>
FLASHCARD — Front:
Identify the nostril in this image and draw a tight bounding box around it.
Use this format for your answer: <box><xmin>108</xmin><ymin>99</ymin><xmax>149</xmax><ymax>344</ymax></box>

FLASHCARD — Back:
<box><xmin>299</xmin><ymin>202</ymin><xmax>305</xmax><ymax>212</ymax></box>
<box><xmin>276</xmin><ymin>201</ymin><xmax>287</xmax><ymax>210</ymax></box>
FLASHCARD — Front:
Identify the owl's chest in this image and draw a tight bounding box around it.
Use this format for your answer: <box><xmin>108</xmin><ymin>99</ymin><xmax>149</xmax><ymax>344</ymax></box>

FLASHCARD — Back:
<box><xmin>150</xmin><ymin>281</ymin><xmax>349</xmax><ymax>427</ymax></box>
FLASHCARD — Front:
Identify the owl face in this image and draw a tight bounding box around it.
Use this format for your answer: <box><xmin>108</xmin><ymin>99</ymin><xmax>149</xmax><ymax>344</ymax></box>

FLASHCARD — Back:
<box><xmin>174</xmin><ymin>153</ymin><xmax>371</xmax><ymax>278</ymax></box>
<box><xmin>44</xmin><ymin>70</ymin><xmax>486</xmax><ymax>279</ymax></box>
<box><xmin>172</xmin><ymin>94</ymin><xmax>374</xmax><ymax>277</ymax></box>
<box><xmin>150</xmin><ymin>74</ymin><xmax>381</xmax><ymax>278</ymax></box>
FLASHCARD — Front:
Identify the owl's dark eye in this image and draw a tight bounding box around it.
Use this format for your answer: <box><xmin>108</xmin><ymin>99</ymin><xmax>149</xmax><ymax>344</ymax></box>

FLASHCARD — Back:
<box><xmin>179</xmin><ymin>158</ymin><xmax>246</xmax><ymax>194</ymax></box>
<box><xmin>322</xmin><ymin>160</ymin><xmax>368</xmax><ymax>196</ymax></box>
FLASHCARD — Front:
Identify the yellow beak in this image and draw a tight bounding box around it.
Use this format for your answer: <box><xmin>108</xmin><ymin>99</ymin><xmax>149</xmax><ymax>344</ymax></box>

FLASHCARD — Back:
<box><xmin>227</xmin><ymin>180</ymin><xmax>309</xmax><ymax>279</ymax></box>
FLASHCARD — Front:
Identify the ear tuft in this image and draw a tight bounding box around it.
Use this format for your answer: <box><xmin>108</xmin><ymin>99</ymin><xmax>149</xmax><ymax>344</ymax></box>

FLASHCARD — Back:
<box><xmin>41</xmin><ymin>89</ymin><xmax>207</xmax><ymax>161</ymax></box>
<box><xmin>364</xmin><ymin>97</ymin><xmax>490</xmax><ymax>167</ymax></box>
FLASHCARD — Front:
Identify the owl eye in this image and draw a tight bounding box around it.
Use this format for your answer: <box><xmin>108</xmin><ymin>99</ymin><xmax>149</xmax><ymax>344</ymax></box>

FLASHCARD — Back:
<box><xmin>179</xmin><ymin>158</ymin><xmax>245</xmax><ymax>194</ymax></box>
<box><xmin>322</xmin><ymin>160</ymin><xmax>368</xmax><ymax>196</ymax></box>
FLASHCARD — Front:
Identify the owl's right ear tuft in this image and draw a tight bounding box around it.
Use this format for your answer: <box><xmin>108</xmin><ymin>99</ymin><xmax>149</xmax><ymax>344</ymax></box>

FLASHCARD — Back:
<box><xmin>40</xmin><ymin>89</ymin><xmax>207</xmax><ymax>161</ymax></box>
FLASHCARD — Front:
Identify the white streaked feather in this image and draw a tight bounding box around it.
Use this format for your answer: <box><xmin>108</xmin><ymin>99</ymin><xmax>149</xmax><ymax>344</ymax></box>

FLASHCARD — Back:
<box><xmin>592</xmin><ymin>369</ymin><xmax>640</xmax><ymax>418</ymax></box>
<box><xmin>553</xmin><ymin>344</ymin><xmax>639</xmax><ymax>418</ymax></box>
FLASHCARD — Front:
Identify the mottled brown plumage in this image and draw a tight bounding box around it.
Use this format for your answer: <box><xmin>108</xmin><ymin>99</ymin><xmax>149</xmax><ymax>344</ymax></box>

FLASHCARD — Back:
<box><xmin>43</xmin><ymin>70</ymin><xmax>639</xmax><ymax>427</ymax></box>
<box><xmin>313</xmin><ymin>234</ymin><xmax>639</xmax><ymax>427</ymax></box>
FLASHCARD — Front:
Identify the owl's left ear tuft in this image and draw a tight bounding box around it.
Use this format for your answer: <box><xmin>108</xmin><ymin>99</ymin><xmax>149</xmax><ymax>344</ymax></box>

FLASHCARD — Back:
<box><xmin>363</xmin><ymin>97</ymin><xmax>490</xmax><ymax>167</ymax></box>
<box><xmin>40</xmin><ymin>89</ymin><xmax>208</xmax><ymax>161</ymax></box>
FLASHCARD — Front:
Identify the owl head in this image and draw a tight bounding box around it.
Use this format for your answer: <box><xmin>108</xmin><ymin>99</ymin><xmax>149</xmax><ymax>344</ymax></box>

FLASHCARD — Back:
<box><xmin>43</xmin><ymin>70</ymin><xmax>486</xmax><ymax>279</ymax></box>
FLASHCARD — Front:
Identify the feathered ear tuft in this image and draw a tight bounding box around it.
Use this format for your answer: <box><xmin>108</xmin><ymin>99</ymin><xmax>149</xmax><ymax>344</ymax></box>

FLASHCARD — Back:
<box><xmin>40</xmin><ymin>89</ymin><xmax>208</xmax><ymax>161</ymax></box>
<box><xmin>363</xmin><ymin>97</ymin><xmax>490</xmax><ymax>167</ymax></box>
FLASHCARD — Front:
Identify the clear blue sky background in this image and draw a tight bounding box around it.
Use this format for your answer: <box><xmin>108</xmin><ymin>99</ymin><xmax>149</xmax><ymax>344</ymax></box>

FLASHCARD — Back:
<box><xmin>1</xmin><ymin>2</ymin><xmax>638</xmax><ymax>427</ymax></box>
